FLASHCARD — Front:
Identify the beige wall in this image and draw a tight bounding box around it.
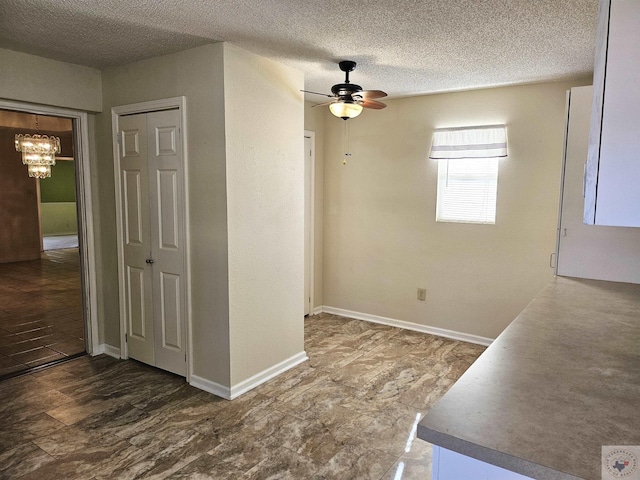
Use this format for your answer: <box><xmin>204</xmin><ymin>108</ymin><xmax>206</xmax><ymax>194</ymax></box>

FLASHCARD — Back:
<box><xmin>321</xmin><ymin>79</ymin><xmax>590</xmax><ymax>339</ymax></box>
<box><xmin>0</xmin><ymin>48</ymin><xmax>102</xmax><ymax>112</ymax></box>
<box><xmin>99</xmin><ymin>43</ymin><xmax>305</xmax><ymax>389</ymax></box>
<box><xmin>223</xmin><ymin>45</ymin><xmax>305</xmax><ymax>384</ymax></box>
<box><xmin>98</xmin><ymin>43</ymin><xmax>231</xmax><ymax>386</ymax></box>
<box><xmin>304</xmin><ymin>102</ymin><xmax>325</xmax><ymax>309</ymax></box>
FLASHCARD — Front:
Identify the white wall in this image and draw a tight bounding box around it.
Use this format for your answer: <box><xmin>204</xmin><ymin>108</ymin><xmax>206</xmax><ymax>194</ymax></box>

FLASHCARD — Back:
<box><xmin>321</xmin><ymin>79</ymin><xmax>590</xmax><ymax>339</ymax></box>
<box><xmin>223</xmin><ymin>44</ymin><xmax>305</xmax><ymax>385</ymax></box>
<box><xmin>0</xmin><ymin>48</ymin><xmax>102</xmax><ymax>112</ymax></box>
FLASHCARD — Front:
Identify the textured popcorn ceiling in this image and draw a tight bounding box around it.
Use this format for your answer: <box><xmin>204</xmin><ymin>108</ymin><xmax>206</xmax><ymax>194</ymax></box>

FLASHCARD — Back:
<box><xmin>0</xmin><ymin>0</ymin><xmax>598</xmax><ymax>99</ymax></box>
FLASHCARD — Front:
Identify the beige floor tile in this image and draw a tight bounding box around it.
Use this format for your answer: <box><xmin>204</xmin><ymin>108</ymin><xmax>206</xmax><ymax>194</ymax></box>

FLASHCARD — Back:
<box><xmin>0</xmin><ymin>312</ymin><xmax>485</xmax><ymax>479</ymax></box>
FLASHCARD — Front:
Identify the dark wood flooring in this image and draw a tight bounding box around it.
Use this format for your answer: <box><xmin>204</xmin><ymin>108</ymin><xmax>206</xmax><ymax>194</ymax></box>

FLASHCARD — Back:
<box><xmin>0</xmin><ymin>248</ymin><xmax>84</xmax><ymax>378</ymax></box>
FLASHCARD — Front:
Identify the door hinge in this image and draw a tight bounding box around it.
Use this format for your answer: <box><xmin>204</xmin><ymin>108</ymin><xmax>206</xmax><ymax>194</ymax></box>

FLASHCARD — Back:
<box><xmin>185</xmin><ymin>353</ymin><xmax>187</xmax><ymax>362</ymax></box>
<box><xmin>116</xmin><ymin>132</ymin><xmax>122</xmax><ymax>145</ymax></box>
<box><xmin>125</xmin><ymin>333</ymin><xmax>128</xmax><ymax>343</ymax></box>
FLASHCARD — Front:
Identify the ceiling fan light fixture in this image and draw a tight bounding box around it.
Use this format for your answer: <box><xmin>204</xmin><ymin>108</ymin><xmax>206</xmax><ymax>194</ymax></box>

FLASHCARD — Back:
<box><xmin>329</xmin><ymin>101</ymin><xmax>363</xmax><ymax>120</ymax></box>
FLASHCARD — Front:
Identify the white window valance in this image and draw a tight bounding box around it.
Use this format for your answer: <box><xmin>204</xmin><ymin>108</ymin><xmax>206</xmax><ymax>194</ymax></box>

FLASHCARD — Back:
<box><xmin>429</xmin><ymin>125</ymin><xmax>507</xmax><ymax>160</ymax></box>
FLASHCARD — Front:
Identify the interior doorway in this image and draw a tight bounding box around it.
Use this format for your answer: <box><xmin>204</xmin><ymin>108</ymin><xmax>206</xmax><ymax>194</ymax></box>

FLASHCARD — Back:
<box><xmin>0</xmin><ymin>110</ymin><xmax>84</xmax><ymax>377</ymax></box>
<box><xmin>0</xmin><ymin>99</ymin><xmax>99</xmax><ymax>379</ymax></box>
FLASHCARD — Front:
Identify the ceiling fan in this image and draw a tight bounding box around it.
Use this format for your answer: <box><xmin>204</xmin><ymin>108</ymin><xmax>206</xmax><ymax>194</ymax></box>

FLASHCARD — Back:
<box><xmin>303</xmin><ymin>61</ymin><xmax>387</xmax><ymax>120</ymax></box>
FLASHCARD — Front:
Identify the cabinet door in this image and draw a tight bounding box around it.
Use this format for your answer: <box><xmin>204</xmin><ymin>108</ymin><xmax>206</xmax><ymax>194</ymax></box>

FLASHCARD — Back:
<box><xmin>432</xmin><ymin>447</ymin><xmax>533</xmax><ymax>480</ymax></box>
<box><xmin>558</xmin><ymin>86</ymin><xmax>640</xmax><ymax>283</ymax></box>
<box><xmin>585</xmin><ymin>0</ymin><xmax>640</xmax><ymax>227</ymax></box>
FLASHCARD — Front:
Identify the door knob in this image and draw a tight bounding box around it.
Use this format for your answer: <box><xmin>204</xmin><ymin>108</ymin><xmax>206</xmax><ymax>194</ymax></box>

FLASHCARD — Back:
<box><xmin>146</xmin><ymin>258</ymin><xmax>154</xmax><ymax>264</ymax></box>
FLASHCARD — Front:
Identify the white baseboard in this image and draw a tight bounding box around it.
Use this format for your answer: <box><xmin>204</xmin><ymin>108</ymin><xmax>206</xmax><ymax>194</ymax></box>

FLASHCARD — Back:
<box><xmin>189</xmin><ymin>375</ymin><xmax>232</xmax><ymax>400</ymax></box>
<box><xmin>312</xmin><ymin>306</ymin><xmax>323</xmax><ymax>315</ymax></box>
<box><xmin>320</xmin><ymin>306</ymin><xmax>494</xmax><ymax>346</ymax></box>
<box><xmin>93</xmin><ymin>343</ymin><xmax>121</xmax><ymax>359</ymax></box>
<box><xmin>190</xmin><ymin>350</ymin><xmax>309</xmax><ymax>400</ymax></box>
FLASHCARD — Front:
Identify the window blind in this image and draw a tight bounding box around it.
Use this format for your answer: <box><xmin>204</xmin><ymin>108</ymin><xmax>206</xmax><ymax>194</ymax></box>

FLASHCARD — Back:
<box><xmin>436</xmin><ymin>158</ymin><xmax>498</xmax><ymax>224</ymax></box>
<box><xmin>429</xmin><ymin>126</ymin><xmax>507</xmax><ymax>159</ymax></box>
<box><xmin>430</xmin><ymin>125</ymin><xmax>506</xmax><ymax>224</ymax></box>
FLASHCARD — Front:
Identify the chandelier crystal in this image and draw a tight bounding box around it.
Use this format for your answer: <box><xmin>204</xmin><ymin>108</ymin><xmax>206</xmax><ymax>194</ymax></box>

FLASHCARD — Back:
<box><xmin>27</xmin><ymin>163</ymin><xmax>52</xmax><ymax>179</ymax></box>
<box><xmin>14</xmin><ymin>116</ymin><xmax>61</xmax><ymax>179</ymax></box>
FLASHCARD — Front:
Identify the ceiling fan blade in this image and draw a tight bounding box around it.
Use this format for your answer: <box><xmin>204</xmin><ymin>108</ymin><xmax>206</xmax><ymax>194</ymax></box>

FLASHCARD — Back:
<box><xmin>301</xmin><ymin>90</ymin><xmax>334</xmax><ymax>98</ymax></box>
<box><xmin>353</xmin><ymin>90</ymin><xmax>387</xmax><ymax>100</ymax></box>
<box><xmin>360</xmin><ymin>99</ymin><xmax>387</xmax><ymax>110</ymax></box>
<box><xmin>312</xmin><ymin>100</ymin><xmax>337</xmax><ymax>108</ymax></box>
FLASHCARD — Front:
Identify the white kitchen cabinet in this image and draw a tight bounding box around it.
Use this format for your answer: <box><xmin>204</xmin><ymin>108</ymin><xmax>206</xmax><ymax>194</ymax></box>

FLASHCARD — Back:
<box><xmin>432</xmin><ymin>447</ymin><xmax>533</xmax><ymax>480</ymax></box>
<box><xmin>557</xmin><ymin>86</ymin><xmax>640</xmax><ymax>283</ymax></box>
<box><xmin>584</xmin><ymin>0</ymin><xmax>640</xmax><ymax>227</ymax></box>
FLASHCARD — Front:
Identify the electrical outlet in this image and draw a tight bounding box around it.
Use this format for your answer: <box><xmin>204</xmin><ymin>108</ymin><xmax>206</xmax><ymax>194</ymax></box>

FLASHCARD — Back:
<box><xmin>417</xmin><ymin>288</ymin><xmax>426</xmax><ymax>301</ymax></box>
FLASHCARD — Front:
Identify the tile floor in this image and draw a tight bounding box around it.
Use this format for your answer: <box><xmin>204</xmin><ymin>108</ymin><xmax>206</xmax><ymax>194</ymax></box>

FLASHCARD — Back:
<box><xmin>43</xmin><ymin>235</ymin><xmax>79</xmax><ymax>251</ymax></box>
<box><xmin>0</xmin><ymin>313</ymin><xmax>485</xmax><ymax>479</ymax></box>
<box><xmin>0</xmin><ymin>248</ymin><xmax>84</xmax><ymax>378</ymax></box>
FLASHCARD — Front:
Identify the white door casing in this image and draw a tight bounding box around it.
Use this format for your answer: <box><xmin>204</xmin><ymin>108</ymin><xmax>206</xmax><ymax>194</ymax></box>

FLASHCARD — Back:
<box><xmin>113</xmin><ymin>98</ymin><xmax>190</xmax><ymax>378</ymax></box>
<box><xmin>304</xmin><ymin>135</ymin><xmax>312</xmax><ymax>316</ymax></box>
<box><xmin>303</xmin><ymin>131</ymin><xmax>315</xmax><ymax>316</ymax></box>
<box><xmin>0</xmin><ymin>99</ymin><xmax>99</xmax><ymax>356</ymax></box>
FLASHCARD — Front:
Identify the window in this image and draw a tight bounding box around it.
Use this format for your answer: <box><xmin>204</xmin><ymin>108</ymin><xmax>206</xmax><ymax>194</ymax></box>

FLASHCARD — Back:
<box><xmin>436</xmin><ymin>158</ymin><xmax>498</xmax><ymax>224</ymax></box>
<box><xmin>429</xmin><ymin>126</ymin><xmax>507</xmax><ymax>224</ymax></box>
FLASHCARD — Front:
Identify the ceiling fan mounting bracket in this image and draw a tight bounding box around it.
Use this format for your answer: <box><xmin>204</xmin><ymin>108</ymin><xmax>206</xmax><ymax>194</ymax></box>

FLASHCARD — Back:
<box><xmin>338</xmin><ymin>60</ymin><xmax>357</xmax><ymax>73</ymax></box>
<box><xmin>338</xmin><ymin>60</ymin><xmax>357</xmax><ymax>85</ymax></box>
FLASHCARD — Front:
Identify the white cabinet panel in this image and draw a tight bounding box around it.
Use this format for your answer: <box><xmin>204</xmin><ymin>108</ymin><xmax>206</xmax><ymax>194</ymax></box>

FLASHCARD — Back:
<box><xmin>557</xmin><ymin>86</ymin><xmax>640</xmax><ymax>284</ymax></box>
<box><xmin>433</xmin><ymin>447</ymin><xmax>533</xmax><ymax>480</ymax></box>
<box><xmin>585</xmin><ymin>0</ymin><xmax>640</xmax><ymax>227</ymax></box>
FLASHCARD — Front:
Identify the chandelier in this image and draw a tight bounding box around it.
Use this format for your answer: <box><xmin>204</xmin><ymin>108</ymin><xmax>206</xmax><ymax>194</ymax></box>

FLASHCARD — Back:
<box><xmin>14</xmin><ymin>115</ymin><xmax>61</xmax><ymax>179</ymax></box>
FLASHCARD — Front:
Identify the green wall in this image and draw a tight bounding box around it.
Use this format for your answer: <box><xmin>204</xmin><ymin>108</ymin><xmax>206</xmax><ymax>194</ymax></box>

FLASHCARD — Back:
<box><xmin>40</xmin><ymin>160</ymin><xmax>76</xmax><ymax>202</ymax></box>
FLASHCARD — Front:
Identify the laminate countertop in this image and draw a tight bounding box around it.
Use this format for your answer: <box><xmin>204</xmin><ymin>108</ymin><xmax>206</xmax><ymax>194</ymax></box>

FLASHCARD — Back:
<box><xmin>417</xmin><ymin>276</ymin><xmax>640</xmax><ymax>480</ymax></box>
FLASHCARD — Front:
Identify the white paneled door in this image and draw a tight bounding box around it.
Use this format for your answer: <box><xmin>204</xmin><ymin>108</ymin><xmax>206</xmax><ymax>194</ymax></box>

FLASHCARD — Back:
<box><xmin>118</xmin><ymin>109</ymin><xmax>187</xmax><ymax>377</ymax></box>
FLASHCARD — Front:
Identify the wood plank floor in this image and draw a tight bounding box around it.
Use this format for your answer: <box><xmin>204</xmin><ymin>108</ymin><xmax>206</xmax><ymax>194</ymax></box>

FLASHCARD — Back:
<box><xmin>0</xmin><ymin>313</ymin><xmax>485</xmax><ymax>479</ymax></box>
<box><xmin>0</xmin><ymin>248</ymin><xmax>84</xmax><ymax>378</ymax></box>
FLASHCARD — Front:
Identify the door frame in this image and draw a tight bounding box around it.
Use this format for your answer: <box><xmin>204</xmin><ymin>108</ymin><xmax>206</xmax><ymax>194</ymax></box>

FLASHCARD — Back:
<box><xmin>0</xmin><ymin>99</ymin><xmax>99</xmax><ymax>355</ymax></box>
<box><xmin>111</xmin><ymin>96</ymin><xmax>193</xmax><ymax>380</ymax></box>
<box><xmin>304</xmin><ymin>130</ymin><xmax>316</xmax><ymax>315</ymax></box>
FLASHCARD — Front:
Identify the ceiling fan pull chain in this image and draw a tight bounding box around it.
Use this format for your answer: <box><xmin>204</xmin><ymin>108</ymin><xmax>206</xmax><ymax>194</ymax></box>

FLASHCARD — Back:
<box><xmin>343</xmin><ymin>120</ymin><xmax>352</xmax><ymax>165</ymax></box>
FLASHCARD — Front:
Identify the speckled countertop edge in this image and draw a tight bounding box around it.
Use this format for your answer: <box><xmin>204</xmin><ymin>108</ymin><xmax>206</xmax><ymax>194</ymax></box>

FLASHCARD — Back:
<box><xmin>417</xmin><ymin>276</ymin><xmax>640</xmax><ymax>480</ymax></box>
